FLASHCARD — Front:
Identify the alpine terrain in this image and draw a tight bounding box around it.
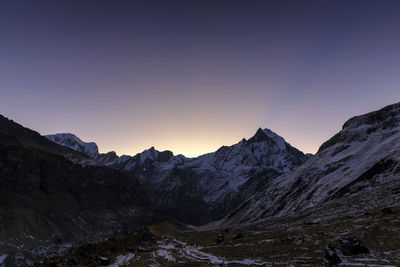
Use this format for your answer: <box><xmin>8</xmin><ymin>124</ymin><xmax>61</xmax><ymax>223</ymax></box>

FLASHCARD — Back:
<box><xmin>46</xmin><ymin>128</ymin><xmax>310</xmax><ymax>225</ymax></box>
<box><xmin>0</xmin><ymin>102</ymin><xmax>399</xmax><ymax>266</ymax></box>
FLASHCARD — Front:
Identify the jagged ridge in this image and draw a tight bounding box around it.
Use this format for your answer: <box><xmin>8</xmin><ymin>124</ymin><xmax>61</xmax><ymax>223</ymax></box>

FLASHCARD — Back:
<box><xmin>47</xmin><ymin>128</ymin><xmax>310</xmax><ymax>225</ymax></box>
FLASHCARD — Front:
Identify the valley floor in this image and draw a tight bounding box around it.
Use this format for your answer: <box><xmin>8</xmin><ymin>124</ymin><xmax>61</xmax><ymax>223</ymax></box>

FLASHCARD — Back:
<box><xmin>37</xmin><ymin>203</ymin><xmax>400</xmax><ymax>267</ymax></box>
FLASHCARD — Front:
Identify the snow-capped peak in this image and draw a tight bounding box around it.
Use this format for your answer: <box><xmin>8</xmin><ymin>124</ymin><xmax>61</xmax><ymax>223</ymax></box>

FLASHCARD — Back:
<box><xmin>45</xmin><ymin>133</ymin><xmax>99</xmax><ymax>157</ymax></box>
<box><xmin>248</xmin><ymin>128</ymin><xmax>287</xmax><ymax>151</ymax></box>
<box><xmin>44</xmin><ymin>127</ymin><xmax>309</xmax><ymax>225</ymax></box>
<box><xmin>261</xmin><ymin>128</ymin><xmax>287</xmax><ymax>151</ymax></box>
<box><xmin>139</xmin><ymin>147</ymin><xmax>159</xmax><ymax>163</ymax></box>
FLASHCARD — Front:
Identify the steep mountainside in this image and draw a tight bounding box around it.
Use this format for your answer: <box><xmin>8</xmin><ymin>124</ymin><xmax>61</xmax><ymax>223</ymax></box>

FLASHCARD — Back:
<box><xmin>48</xmin><ymin>128</ymin><xmax>310</xmax><ymax>225</ymax></box>
<box><xmin>221</xmin><ymin>102</ymin><xmax>400</xmax><ymax>225</ymax></box>
<box><xmin>0</xmin><ymin>121</ymin><xmax>152</xmax><ymax>259</ymax></box>
<box><xmin>0</xmin><ymin>115</ymin><xmax>87</xmax><ymax>162</ymax></box>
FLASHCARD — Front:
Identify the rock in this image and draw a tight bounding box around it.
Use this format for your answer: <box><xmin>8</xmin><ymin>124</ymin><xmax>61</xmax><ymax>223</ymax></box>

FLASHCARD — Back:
<box><xmin>325</xmin><ymin>244</ymin><xmax>341</xmax><ymax>266</ymax></box>
<box><xmin>98</xmin><ymin>256</ymin><xmax>110</xmax><ymax>265</ymax></box>
<box><xmin>391</xmin><ymin>187</ymin><xmax>400</xmax><ymax>194</ymax></box>
<box><xmin>381</xmin><ymin>207</ymin><xmax>393</xmax><ymax>215</ymax></box>
<box><xmin>233</xmin><ymin>233</ymin><xmax>243</xmax><ymax>240</ymax></box>
<box><xmin>137</xmin><ymin>246</ymin><xmax>150</xmax><ymax>252</ymax></box>
<box><xmin>340</xmin><ymin>236</ymin><xmax>370</xmax><ymax>256</ymax></box>
<box><xmin>286</xmin><ymin>234</ymin><xmax>294</xmax><ymax>241</ymax></box>
<box><xmin>303</xmin><ymin>220</ymin><xmax>319</xmax><ymax>225</ymax></box>
<box><xmin>67</xmin><ymin>257</ymin><xmax>79</xmax><ymax>265</ymax></box>
<box><xmin>217</xmin><ymin>233</ymin><xmax>224</xmax><ymax>245</ymax></box>
<box><xmin>14</xmin><ymin>252</ymin><xmax>26</xmax><ymax>267</ymax></box>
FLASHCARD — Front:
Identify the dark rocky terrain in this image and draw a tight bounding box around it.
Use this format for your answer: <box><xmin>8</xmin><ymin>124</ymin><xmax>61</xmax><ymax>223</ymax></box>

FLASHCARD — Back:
<box><xmin>36</xmin><ymin>201</ymin><xmax>400</xmax><ymax>266</ymax></box>
<box><xmin>0</xmin><ymin>119</ymin><xmax>152</xmax><ymax>265</ymax></box>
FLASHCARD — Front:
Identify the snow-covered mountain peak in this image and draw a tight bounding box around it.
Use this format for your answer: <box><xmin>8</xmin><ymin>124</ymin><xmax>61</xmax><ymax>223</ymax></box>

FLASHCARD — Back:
<box><xmin>45</xmin><ymin>133</ymin><xmax>99</xmax><ymax>157</ymax></box>
<box><xmin>248</xmin><ymin>128</ymin><xmax>269</xmax><ymax>142</ymax></box>
<box><xmin>202</xmin><ymin>127</ymin><xmax>308</xmax><ymax>175</ymax></box>
<box><xmin>262</xmin><ymin>128</ymin><xmax>287</xmax><ymax>151</ymax></box>
<box><xmin>221</xmin><ymin>102</ymin><xmax>400</xmax><ymax>226</ymax></box>
<box><xmin>45</xmin><ymin>126</ymin><xmax>309</xmax><ymax>224</ymax></box>
<box><xmin>139</xmin><ymin>147</ymin><xmax>159</xmax><ymax>163</ymax></box>
<box><xmin>247</xmin><ymin>128</ymin><xmax>287</xmax><ymax>151</ymax></box>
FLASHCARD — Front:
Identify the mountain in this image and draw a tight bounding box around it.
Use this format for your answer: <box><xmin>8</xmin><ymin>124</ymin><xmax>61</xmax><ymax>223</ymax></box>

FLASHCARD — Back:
<box><xmin>221</xmin><ymin>102</ymin><xmax>400</xmax><ymax>226</ymax></box>
<box><xmin>0</xmin><ymin>115</ymin><xmax>89</xmax><ymax>163</ymax></box>
<box><xmin>0</xmin><ymin>116</ymin><xmax>152</xmax><ymax>261</ymax></box>
<box><xmin>47</xmin><ymin>128</ymin><xmax>311</xmax><ymax>225</ymax></box>
<box><xmin>3</xmin><ymin>102</ymin><xmax>400</xmax><ymax>266</ymax></box>
<box><xmin>45</xmin><ymin>133</ymin><xmax>99</xmax><ymax>157</ymax></box>
<box><xmin>7</xmin><ymin>101</ymin><xmax>398</xmax><ymax>266</ymax></box>
<box><xmin>39</xmin><ymin>102</ymin><xmax>400</xmax><ymax>266</ymax></box>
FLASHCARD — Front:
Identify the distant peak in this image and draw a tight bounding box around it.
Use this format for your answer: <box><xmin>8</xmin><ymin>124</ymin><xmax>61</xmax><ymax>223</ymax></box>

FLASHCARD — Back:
<box><xmin>45</xmin><ymin>133</ymin><xmax>99</xmax><ymax>157</ymax></box>
<box><xmin>249</xmin><ymin>127</ymin><xmax>270</xmax><ymax>142</ymax></box>
<box><xmin>46</xmin><ymin>133</ymin><xmax>82</xmax><ymax>142</ymax></box>
<box><xmin>247</xmin><ymin>127</ymin><xmax>287</xmax><ymax>150</ymax></box>
<box><xmin>141</xmin><ymin>146</ymin><xmax>157</xmax><ymax>154</ymax></box>
<box><xmin>256</xmin><ymin>127</ymin><xmax>264</xmax><ymax>134</ymax></box>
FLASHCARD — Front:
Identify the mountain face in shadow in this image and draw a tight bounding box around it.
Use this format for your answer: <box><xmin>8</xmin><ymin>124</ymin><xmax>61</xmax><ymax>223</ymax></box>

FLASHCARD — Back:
<box><xmin>0</xmin><ymin>115</ymin><xmax>88</xmax><ymax>163</ymax></box>
<box><xmin>0</xmin><ymin>120</ymin><xmax>152</xmax><ymax>255</ymax></box>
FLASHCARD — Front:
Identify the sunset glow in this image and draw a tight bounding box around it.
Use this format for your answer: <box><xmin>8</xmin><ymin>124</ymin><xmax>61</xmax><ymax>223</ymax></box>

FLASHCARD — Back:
<box><xmin>1</xmin><ymin>1</ymin><xmax>399</xmax><ymax>157</ymax></box>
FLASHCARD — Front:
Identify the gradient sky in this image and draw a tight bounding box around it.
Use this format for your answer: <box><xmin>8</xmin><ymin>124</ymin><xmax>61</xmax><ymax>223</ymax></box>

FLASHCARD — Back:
<box><xmin>1</xmin><ymin>1</ymin><xmax>399</xmax><ymax>157</ymax></box>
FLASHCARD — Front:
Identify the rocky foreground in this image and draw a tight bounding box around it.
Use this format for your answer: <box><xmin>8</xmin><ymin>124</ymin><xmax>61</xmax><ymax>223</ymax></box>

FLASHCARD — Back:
<box><xmin>28</xmin><ymin>199</ymin><xmax>400</xmax><ymax>266</ymax></box>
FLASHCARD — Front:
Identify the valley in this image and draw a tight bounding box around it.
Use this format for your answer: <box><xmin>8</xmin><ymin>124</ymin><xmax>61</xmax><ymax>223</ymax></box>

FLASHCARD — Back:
<box><xmin>0</xmin><ymin>102</ymin><xmax>399</xmax><ymax>266</ymax></box>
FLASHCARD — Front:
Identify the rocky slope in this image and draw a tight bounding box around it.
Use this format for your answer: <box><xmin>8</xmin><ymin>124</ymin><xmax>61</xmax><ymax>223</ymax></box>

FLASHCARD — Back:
<box><xmin>48</xmin><ymin>128</ymin><xmax>311</xmax><ymax>225</ymax></box>
<box><xmin>0</xmin><ymin>118</ymin><xmax>152</xmax><ymax>263</ymax></box>
<box><xmin>220</xmin><ymin>102</ymin><xmax>400</xmax><ymax>226</ymax></box>
<box><xmin>39</xmin><ymin>202</ymin><xmax>400</xmax><ymax>266</ymax></box>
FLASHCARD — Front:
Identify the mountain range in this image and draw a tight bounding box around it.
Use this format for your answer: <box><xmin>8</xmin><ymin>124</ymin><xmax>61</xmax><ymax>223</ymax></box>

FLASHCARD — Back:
<box><xmin>46</xmin><ymin>127</ymin><xmax>311</xmax><ymax>225</ymax></box>
<box><xmin>0</xmin><ymin>102</ymin><xmax>399</xmax><ymax>266</ymax></box>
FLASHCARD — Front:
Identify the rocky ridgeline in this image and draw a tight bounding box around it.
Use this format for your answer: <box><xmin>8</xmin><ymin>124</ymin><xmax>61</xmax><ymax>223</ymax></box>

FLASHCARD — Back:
<box><xmin>47</xmin><ymin>128</ymin><xmax>311</xmax><ymax>225</ymax></box>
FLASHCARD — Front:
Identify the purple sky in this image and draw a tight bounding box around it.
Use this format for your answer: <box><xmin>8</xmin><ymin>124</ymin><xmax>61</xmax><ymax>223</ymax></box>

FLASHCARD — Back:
<box><xmin>1</xmin><ymin>1</ymin><xmax>399</xmax><ymax>157</ymax></box>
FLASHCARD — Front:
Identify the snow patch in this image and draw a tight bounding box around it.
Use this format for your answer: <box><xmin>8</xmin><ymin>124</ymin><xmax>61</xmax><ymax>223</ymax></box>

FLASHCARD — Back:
<box><xmin>106</xmin><ymin>253</ymin><xmax>135</xmax><ymax>267</ymax></box>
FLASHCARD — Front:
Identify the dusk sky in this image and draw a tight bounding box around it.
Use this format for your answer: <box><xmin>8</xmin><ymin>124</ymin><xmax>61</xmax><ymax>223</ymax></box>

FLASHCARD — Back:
<box><xmin>1</xmin><ymin>1</ymin><xmax>399</xmax><ymax>157</ymax></box>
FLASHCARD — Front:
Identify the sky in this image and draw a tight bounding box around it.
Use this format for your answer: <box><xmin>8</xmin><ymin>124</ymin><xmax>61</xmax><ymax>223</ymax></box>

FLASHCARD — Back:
<box><xmin>0</xmin><ymin>0</ymin><xmax>399</xmax><ymax>157</ymax></box>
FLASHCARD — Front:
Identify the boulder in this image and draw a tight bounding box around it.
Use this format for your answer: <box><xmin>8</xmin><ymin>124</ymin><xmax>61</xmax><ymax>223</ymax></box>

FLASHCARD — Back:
<box><xmin>325</xmin><ymin>244</ymin><xmax>341</xmax><ymax>266</ymax></box>
<box><xmin>340</xmin><ymin>237</ymin><xmax>369</xmax><ymax>256</ymax></box>
<box><xmin>217</xmin><ymin>233</ymin><xmax>224</xmax><ymax>245</ymax></box>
